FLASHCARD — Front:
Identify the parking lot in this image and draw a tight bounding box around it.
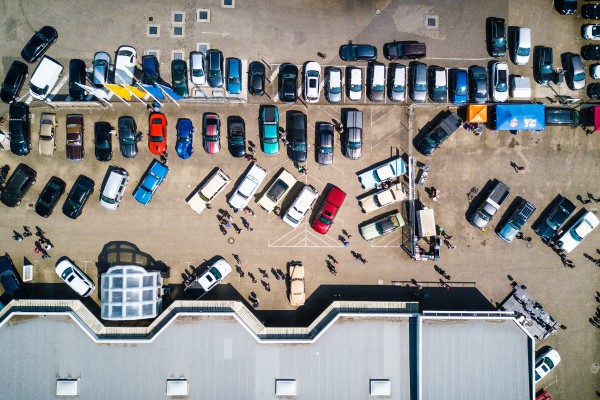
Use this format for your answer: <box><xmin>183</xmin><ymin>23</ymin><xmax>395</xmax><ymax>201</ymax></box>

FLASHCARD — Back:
<box><xmin>0</xmin><ymin>1</ymin><xmax>599</xmax><ymax>399</ymax></box>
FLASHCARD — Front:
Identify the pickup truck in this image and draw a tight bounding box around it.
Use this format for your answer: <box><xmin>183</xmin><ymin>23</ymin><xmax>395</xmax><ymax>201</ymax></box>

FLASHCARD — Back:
<box><xmin>470</xmin><ymin>181</ymin><xmax>510</xmax><ymax>229</ymax></box>
<box><xmin>414</xmin><ymin>111</ymin><xmax>462</xmax><ymax>156</ymax></box>
<box><xmin>66</xmin><ymin>114</ymin><xmax>85</xmax><ymax>161</ymax></box>
<box><xmin>133</xmin><ymin>159</ymin><xmax>169</xmax><ymax>205</ymax></box>
<box><xmin>357</xmin><ymin>155</ymin><xmax>406</xmax><ymax>190</ymax></box>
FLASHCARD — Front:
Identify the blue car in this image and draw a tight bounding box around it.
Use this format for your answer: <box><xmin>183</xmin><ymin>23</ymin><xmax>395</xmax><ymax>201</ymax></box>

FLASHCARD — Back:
<box><xmin>226</xmin><ymin>57</ymin><xmax>242</xmax><ymax>94</ymax></box>
<box><xmin>175</xmin><ymin>118</ymin><xmax>194</xmax><ymax>159</ymax></box>
<box><xmin>449</xmin><ymin>69</ymin><xmax>468</xmax><ymax>105</ymax></box>
<box><xmin>132</xmin><ymin>159</ymin><xmax>169</xmax><ymax>205</ymax></box>
<box><xmin>357</xmin><ymin>155</ymin><xmax>406</xmax><ymax>190</ymax></box>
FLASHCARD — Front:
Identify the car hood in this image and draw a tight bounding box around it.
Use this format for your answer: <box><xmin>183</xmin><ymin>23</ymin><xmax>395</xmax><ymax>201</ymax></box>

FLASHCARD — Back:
<box><xmin>95</xmin><ymin>147</ymin><xmax>112</xmax><ymax>161</ymax></box>
<box><xmin>229</xmin><ymin>143</ymin><xmax>245</xmax><ymax>157</ymax></box>
<box><xmin>120</xmin><ymin>142</ymin><xmax>137</xmax><ymax>158</ymax></box>
<box><xmin>10</xmin><ymin>138</ymin><xmax>30</xmax><ymax>156</ymax></box>
<box><xmin>176</xmin><ymin>140</ymin><xmax>193</xmax><ymax>159</ymax></box>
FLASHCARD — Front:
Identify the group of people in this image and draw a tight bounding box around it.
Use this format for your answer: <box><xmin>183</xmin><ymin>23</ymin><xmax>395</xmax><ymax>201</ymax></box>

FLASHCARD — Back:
<box><xmin>12</xmin><ymin>226</ymin><xmax>53</xmax><ymax>259</ymax></box>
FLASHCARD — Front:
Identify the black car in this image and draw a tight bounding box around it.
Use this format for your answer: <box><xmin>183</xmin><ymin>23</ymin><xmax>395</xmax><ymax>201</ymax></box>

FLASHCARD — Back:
<box><xmin>227</xmin><ymin>116</ymin><xmax>246</xmax><ymax>157</ymax></box>
<box><xmin>582</xmin><ymin>3</ymin><xmax>600</xmax><ymax>19</ymax></box>
<box><xmin>94</xmin><ymin>121</ymin><xmax>113</xmax><ymax>161</ymax></box>
<box><xmin>414</xmin><ymin>111</ymin><xmax>462</xmax><ymax>156</ymax></box>
<box><xmin>69</xmin><ymin>59</ymin><xmax>87</xmax><ymax>100</ymax></box>
<box><xmin>1</xmin><ymin>61</ymin><xmax>28</xmax><ymax>104</ymax></box>
<box><xmin>587</xmin><ymin>83</ymin><xmax>600</xmax><ymax>99</ymax></box>
<box><xmin>487</xmin><ymin>17</ymin><xmax>506</xmax><ymax>57</ymax></box>
<box><xmin>383</xmin><ymin>40</ymin><xmax>426</xmax><ymax>60</ymax></box>
<box><xmin>0</xmin><ymin>163</ymin><xmax>36</xmax><ymax>208</ymax></box>
<box><xmin>35</xmin><ymin>176</ymin><xmax>66</xmax><ymax>217</ymax></box>
<box><xmin>339</xmin><ymin>44</ymin><xmax>377</xmax><ymax>61</ymax></box>
<box><xmin>316</xmin><ymin>123</ymin><xmax>334</xmax><ymax>165</ymax></box>
<box><xmin>9</xmin><ymin>102</ymin><xmax>31</xmax><ymax>156</ymax></box>
<box><xmin>62</xmin><ymin>175</ymin><xmax>94</xmax><ymax>219</ymax></box>
<box><xmin>206</xmin><ymin>49</ymin><xmax>224</xmax><ymax>88</ymax></box>
<box><xmin>533</xmin><ymin>196</ymin><xmax>576</xmax><ymax>241</ymax></box>
<box><xmin>582</xmin><ymin>45</ymin><xmax>600</xmax><ymax>61</ymax></box>
<box><xmin>280</xmin><ymin>63</ymin><xmax>298</xmax><ymax>103</ymax></box>
<box><xmin>141</xmin><ymin>55</ymin><xmax>160</xmax><ymax>84</ymax></box>
<box><xmin>555</xmin><ymin>0</ymin><xmax>577</xmax><ymax>15</ymax></box>
<box><xmin>287</xmin><ymin>111</ymin><xmax>307</xmax><ymax>162</ymax></box>
<box><xmin>534</xmin><ymin>46</ymin><xmax>553</xmax><ymax>84</ymax></box>
<box><xmin>0</xmin><ymin>253</ymin><xmax>26</xmax><ymax>306</ymax></box>
<box><xmin>118</xmin><ymin>116</ymin><xmax>139</xmax><ymax>158</ymax></box>
<box><xmin>428</xmin><ymin>66</ymin><xmax>447</xmax><ymax>102</ymax></box>
<box><xmin>248</xmin><ymin>61</ymin><xmax>265</xmax><ymax>96</ymax></box>
<box><xmin>171</xmin><ymin>59</ymin><xmax>189</xmax><ymax>97</ymax></box>
<box><xmin>469</xmin><ymin>65</ymin><xmax>488</xmax><ymax>103</ymax></box>
<box><xmin>20</xmin><ymin>25</ymin><xmax>58</xmax><ymax>63</ymax></box>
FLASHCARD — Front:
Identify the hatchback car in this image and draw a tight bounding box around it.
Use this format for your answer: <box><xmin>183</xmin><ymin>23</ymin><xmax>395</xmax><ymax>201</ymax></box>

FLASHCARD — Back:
<box><xmin>226</xmin><ymin>57</ymin><xmax>242</xmax><ymax>94</ymax></box>
<box><xmin>533</xmin><ymin>196</ymin><xmax>576</xmax><ymax>241</ymax></box>
<box><xmin>534</xmin><ymin>46</ymin><xmax>553</xmax><ymax>84</ymax></box>
<box><xmin>347</xmin><ymin>66</ymin><xmax>362</xmax><ymax>101</ymax></box>
<box><xmin>287</xmin><ymin>111</ymin><xmax>307</xmax><ymax>163</ymax></box>
<box><xmin>410</xmin><ymin>62</ymin><xmax>428</xmax><ymax>102</ymax></box>
<box><xmin>114</xmin><ymin>45</ymin><xmax>136</xmax><ymax>85</ymax></box>
<box><xmin>469</xmin><ymin>65</ymin><xmax>488</xmax><ymax>103</ymax></box>
<box><xmin>582</xmin><ymin>44</ymin><xmax>600</xmax><ymax>61</ymax></box>
<box><xmin>141</xmin><ymin>55</ymin><xmax>160</xmax><ymax>85</ymax></box>
<box><xmin>491</xmin><ymin>61</ymin><xmax>509</xmax><ymax>102</ymax></box>
<box><xmin>325</xmin><ymin>66</ymin><xmax>342</xmax><ymax>103</ymax></box>
<box><xmin>227</xmin><ymin>116</ymin><xmax>246</xmax><ymax>157</ymax></box>
<box><xmin>55</xmin><ymin>257</ymin><xmax>95</xmax><ymax>297</ymax></box>
<box><xmin>304</xmin><ymin>61</ymin><xmax>321</xmax><ymax>103</ymax></box>
<box><xmin>9</xmin><ymin>102</ymin><xmax>31</xmax><ymax>156</ymax></box>
<box><xmin>1</xmin><ymin>61</ymin><xmax>28</xmax><ymax>104</ymax></box>
<box><xmin>38</xmin><ymin>113</ymin><xmax>57</xmax><ymax>156</ymax></box>
<box><xmin>189</xmin><ymin>51</ymin><xmax>205</xmax><ymax>86</ymax></box>
<box><xmin>118</xmin><ymin>116</ymin><xmax>139</xmax><ymax>158</ymax></box>
<box><xmin>566</xmin><ymin>54</ymin><xmax>586</xmax><ymax>90</ymax></box>
<box><xmin>316</xmin><ymin>123</ymin><xmax>334</xmax><ymax>165</ymax></box>
<box><xmin>206</xmin><ymin>49</ymin><xmax>224</xmax><ymax>88</ymax></box>
<box><xmin>428</xmin><ymin>66</ymin><xmax>447</xmax><ymax>102</ymax></box>
<box><xmin>248</xmin><ymin>61</ymin><xmax>265</xmax><ymax>96</ymax></box>
<box><xmin>555</xmin><ymin>210</ymin><xmax>600</xmax><ymax>253</ymax></box>
<box><xmin>487</xmin><ymin>17</ymin><xmax>506</xmax><ymax>57</ymax></box>
<box><xmin>175</xmin><ymin>118</ymin><xmax>194</xmax><ymax>159</ymax></box>
<box><xmin>94</xmin><ymin>121</ymin><xmax>113</xmax><ymax>162</ymax></box>
<box><xmin>92</xmin><ymin>52</ymin><xmax>110</xmax><ymax>88</ymax></box>
<box><xmin>582</xmin><ymin>3</ymin><xmax>600</xmax><ymax>19</ymax></box>
<box><xmin>203</xmin><ymin>112</ymin><xmax>221</xmax><ymax>154</ymax></box>
<box><xmin>62</xmin><ymin>175</ymin><xmax>94</xmax><ymax>219</ymax></box>
<box><xmin>449</xmin><ymin>68</ymin><xmax>468</xmax><ymax>105</ymax></box>
<box><xmin>171</xmin><ymin>59</ymin><xmax>188</xmax><ymax>97</ymax></box>
<box><xmin>35</xmin><ymin>176</ymin><xmax>66</xmax><ymax>218</ymax></box>
<box><xmin>21</xmin><ymin>25</ymin><xmax>58</xmax><ymax>63</ymax></box>
<box><xmin>534</xmin><ymin>348</ymin><xmax>561</xmax><ymax>383</ymax></box>
<box><xmin>389</xmin><ymin>64</ymin><xmax>406</xmax><ymax>102</ymax></box>
<box><xmin>148</xmin><ymin>112</ymin><xmax>167</xmax><ymax>155</ymax></box>
<box><xmin>68</xmin><ymin>59</ymin><xmax>87</xmax><ymax>100</ymax></box>
<box><xmin>0</xmin><ymin>163</ymin><xmax>36</xmax><ymax>208</ymax></box>
<box><xmin>280</xmin><ymin>63</ymin><xmax>298</xmax><ymax>103</ymax></box>
<box><xmin>339</xmin><ymin>44</ymin><xmax>377</xmax><ymax>61</ymax></box>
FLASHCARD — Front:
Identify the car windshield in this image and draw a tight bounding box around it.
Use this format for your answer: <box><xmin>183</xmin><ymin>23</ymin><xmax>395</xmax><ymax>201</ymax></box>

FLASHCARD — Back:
<box><xmin>209</xmin><ymin>266</ymin><xmax>223</xmax><ymax>280</ymax></box>
<box><xmin>30</xmin><ymin>84</ymin><xmax>47</xmax><ymax>96</ymax></box>
<box><xmin>60</xmin><ymin>267</ymin><xmax>74</xmax><ymax>280</ymax></box>
<box><xmin>455</xmin><ymin>85</ymin><xmax>467</xmax><ymax>96</ymax></box>
<box><xmin>101</xmin><ymin>195</ymin><xmax>116</xmax><ymax>204</ymax></box>
<box><xmin>317</xmin><ymin>214</ymin><xmax>332</xmax><ymax>225</ymax></box>
<box><xmin>517</xmin><ymin>47</ymin><xmax>530</xmax><ymax>57</ymax></box>
<box><xmin>96</xmin><ymin>140</ymin><xmax>109</xmax><ymax>148</ymax></box>
<box><xmin>151</xmin><ymin>135</ymin><xmax>164</xmax><ymax>142</ymax></box>
<box><xmin>192</xmin><ymin>68</ymin><xmax>204</xmax><ymax>77</ymax></box>
<box><xmin>574</xmin><ymin>71</ymin><xmax>585</xmax><ymax>81</ymax></box>
<box><xmin>286</xmin><ymin>214</ymin><xmax>300</xmax><ymax>224</ymax></box>
<box><xmin>393</xmin><ymin>84</ymin><xmax>405</xmax><ymax>92</ymax></box>
<box><xmin>348</xmin><ymin>141</ymin><xmax>361</xmax><ymax>149</ymax></box>
<box><xmin>497</xmin><ymin>71</ymin><xmax>507</xmax><ymax>91</ymax></box>
<box><xmin>319</xmin><ymin>145</ymin><xmax>332</xmax><ymax>154</ymax></box>
<box><xmin>351</xmin><ymin>83</ymin><xmax>361</xmax><ymax>91</ymax></box>
<box><xmin>373</xmin><ymin>84</ymin><xmax>384</xmax><ymax>91</ymax></box>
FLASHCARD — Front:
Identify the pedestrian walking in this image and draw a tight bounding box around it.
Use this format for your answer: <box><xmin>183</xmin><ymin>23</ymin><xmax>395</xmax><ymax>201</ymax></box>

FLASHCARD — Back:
<box><xmin>236</xmin><ymin>266</ymin><xmax>245</xmax><ymax>277</ymax></box>
<box><xmin>219</xmin><ymin>225</ymin><xmax>227</xmax><ymax>235</ymax></box>
<box><xmin>12</xmin><ymin>231</ymin><xmax>23</xmax><ymax>241</ymax></box>
<box><xmin>234</xmin><ymin>225</ymin><xmax>242</xmax><ymax>234</ymax></box>
<box><xmin>282</xmin><ymin>137</ymin><xmax>290</xmax><ymax>147</ymax></box>
<box><xmin>44</xmin><ymin>243</ymin><xmax>53</xmax><ymax>251</ymax></box>
<box><xmin>264</xmin><ymin>282</ymin><xmax>271</xmax><ymax>292</ymax></box>
<box><xmin>248</xmin><ymin>272</ymin><xmax>257</xmax><ymax>284</ymax></box>
<box><xmin>233</xmin><ymin>254</ymin><xmax>241</xmax><ymax>265</ymax></box>
<box><xmin>205</xmin><ymin>203</ymin><xmax>212</xmax><ymax>210</ymax></box>
<box><xmin>332</xmin><ymin>257</ymin><xmax>339</xmax><ymax>265</ymax></box>
<box><xmin>317</xmin><ymin>52</ymin><xmax>327</xmax><ymax>59</ymax></box>
<box><xmin>245</xmin><ymin>154</ymin><xmax>253</xmax><ymax>161</ymax></box>
<box><xmin>273</xmin><ymin>206</ymin><xmax>281</xmax><ymax>216</ymax></box>
<box><xmin>23</xmin><ymin>226</ymin><xmax>32</xmax><ymax>237</ymax></box>
<box><xmin>342</xmin><ymin>229</ymin><xmax>352</xmax><ymax>239</ymax></box>
<box><xmin>516</xmin><ymin>232</ymin><xmax>525</xmax><ymax>240</ymax></box>
<box><xmin>343</xmin><ymin>240</ymin><xmax>350</xmax><ymax>247</ymax></box>
<box><xmin>245</xmin><ymin>207</ymin><xmax>256</xmax><ymax>217</ymax></box>
<box><xmin>359</xmin><ymin>256</ymin><xmax>367</xmax><ymax>265</ymax></box>
<box><xmin>259</xmin><ymin>268</ymin><xmax>269</xmax><ymax>279</ymax></box>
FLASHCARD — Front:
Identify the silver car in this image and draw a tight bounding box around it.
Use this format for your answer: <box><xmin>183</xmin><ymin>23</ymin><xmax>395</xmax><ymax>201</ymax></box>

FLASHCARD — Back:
<box><xmin>114</xmin><ymin>45</ymin><xmax>136</xmax><ymax>85</ymax></box>
<box><xmin>316</xmin><ymin>123</ymin><xmax>334</xmax><ymax>165</ymax></box>
<box><xmin>410</xmin><ymin>62</ymin><xmax>427</xmax><ymax>102</ymax></box>
<box><xmin>325</xmin><ymin>67</ymin><xmax>342</xmax><ymax>103</ymax></box>
<box><xmin>92</xmin><ymin>51</ymin><xmax>111</xmax><ymax>88</ymax></box>
<box><xmin>190</xmin><ymin>51</ymin><xmax>206</xmax><ymax>86</ymax></box>
<box><xmin>343</xmin><ymin>110</ymin><xmax>362</xmax><ymax>160</ymax></box>
<box><xmin>566</xmin><ymin>54</ymin><xmax>585</xmax><ymax>90</ymax></box>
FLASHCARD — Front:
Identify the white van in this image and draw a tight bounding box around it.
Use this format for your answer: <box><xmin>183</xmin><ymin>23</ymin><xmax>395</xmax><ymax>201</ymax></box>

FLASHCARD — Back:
<box><xmin>283</xmin><ymin>185</ymin><xmax>319</xmax><ymax>229</ymax></box>
<box><xmin>29</xmin><ymin>56</ymin><xmax>64</xmax><ymax>100</ymax></box>
<box><xmin>187</xmin><ymin>168</ymin><xmax>231</xmax><ymax>214</ymax></box>
<box><xmin>100</xmin><ymin>168</ymin><xmax>129</xmax><ymax>210</ymax></box>
<box><xmin>514</xmin><ymin>27</ymin><xmax>531</xmax><ymax>66</ymax></box>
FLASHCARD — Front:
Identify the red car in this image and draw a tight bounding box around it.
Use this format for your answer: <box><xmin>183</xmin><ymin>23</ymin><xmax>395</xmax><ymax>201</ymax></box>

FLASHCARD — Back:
<box><xmin>148</xmin><ymin>112</ymin><xmax>167</xmax><ymax>155</ymax></box>
<box><xmin>202</xmin><ymin>112</ymin><xmax>221</xmax><ymax>154</ymax></box>
<box><xmin>312</xmin><ymin>186</ymin><xmax>346</xmax><ymax>234</ymax></box>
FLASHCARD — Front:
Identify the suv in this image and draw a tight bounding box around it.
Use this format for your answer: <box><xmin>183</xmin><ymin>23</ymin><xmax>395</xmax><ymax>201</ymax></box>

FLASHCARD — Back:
<box><xmin>487</xmin><ymin>17</ymin><xmax>506</xmax><ymax>57</ymax></box>
<box><xmin>0</xmin><ymin>163</ymin><xmax>36</xmax><ymax>207</ymax></box>
<box><xmin>35</xmin><ymin>176</ymin><xmax>66</xmax><ymax>217</ymax></box>
<box><xmin>545</xmin><ymin>107</ymin><xmax>580</xmax><ymax>126</ymax></box>
<box><xmin>184</xmin><ymin>258</ymin><xmax>232</xmax><ymax>300</ymax></box>
<box><xmin>94</xmin><ymin>121</ymin><xmax>113</xmax><ymax>161</ymax></box>
<box><xmin>496</xmin><ymin>199</ymin><xmax>536</xmax><ymax>242</ymax></box>
<box><xmin>287</xmin><ymin>111</ymin><xmax>307</xmax><ymax>162</ymax></box>
<box><xmin>410</xmin><ymin>62</ymin><xmax>427</xmax><ymax>102</ymax></box>
<box><xmin>389</xmin><ymin>64</ymin><xmax>406</xmax><ymax>102</ymax></box>
<box><xmin>0</xmin><ymin>254</ymin><xmax>26</xmax><ymax>308</ymax></box>
<box><xmin>206</xmin><ymin>49</ymin><xmax>224</xmax><ymax>88</ymax></box>
<box><xmin>55</xmin><ymin>257</ymin><xmax>95</xmax><ymax>297</ymax></box>
<box><xmin>534</xmin><ymin>46</ymin><xmax>553</xmax><ymax>84</ymax></box>
<box><xmin>66</xmin><ymin>114</ymin><xmax>85</xmax><ymax>161</ymax></box>
<box><xmin>114</xmin><ymin>45</ymin><xmax>136</xmax><ymax>85</ymax></box>
<box><xmin>9</xmin><ymin>102</ymin><xmax>31</xmax><ymax>156</ymax></box>
<box><xmin>99</xmin><ymin>168</ymin><xmax>129</xmax><ymax>211</ymax></box>
<box><xmin>1</xmin><ymin>61</ymin><xmax>28</xmax><ymax>104</ymax></box>
<box><xmin>383</xmin><ymin>40</ymin><xmax>426</xmax><ymax>60</ymax></box>
<box><xmin>533</xmin><ymin>196</ymin><xmax>576</xmax><ymax>241</ymax></box>
<box><xmin>283</xmin><ymin>185</ymin><xmax>319</xmax><ymax>229</ymax></box>
<box><xmin>62</xmin><ymin>175</ymin><xmax>95</xmax><ymax>219</ymax></box>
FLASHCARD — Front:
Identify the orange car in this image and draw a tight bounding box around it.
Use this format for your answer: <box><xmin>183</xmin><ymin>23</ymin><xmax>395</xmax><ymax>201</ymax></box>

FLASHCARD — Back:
<box><xmin>148</xmin><ymin>112</ymin><xmax>167</xmax><ymax>155</ymax></box>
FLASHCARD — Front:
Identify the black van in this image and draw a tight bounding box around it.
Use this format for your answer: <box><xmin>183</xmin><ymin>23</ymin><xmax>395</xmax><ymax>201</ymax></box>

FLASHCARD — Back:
<box><xmin>545</xmin><ymin>107</ymin><xmax>580</xmax><ymax>126</ymax></box>
<box><xmin>0</xmin><ymin>163</ymin><xmax>36</xmax><ymax>207</ymax></box>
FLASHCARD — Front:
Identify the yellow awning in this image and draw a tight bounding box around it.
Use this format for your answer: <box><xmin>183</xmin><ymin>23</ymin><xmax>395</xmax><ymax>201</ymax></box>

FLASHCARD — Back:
<box><xmin>467</xmin><ymin>104</ymin><xmax>488</xmax><ymax>123</ymax></box>
<box><xmin>104</xmin><ymin>84</ymin><xmax>131</xmax><ymax>101</ymax></box>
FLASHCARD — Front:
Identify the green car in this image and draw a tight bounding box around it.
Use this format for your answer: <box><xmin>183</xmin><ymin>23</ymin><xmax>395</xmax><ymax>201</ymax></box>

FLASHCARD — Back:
<box><xmin>259</xmin><ymin>105</ymin><xmax>280</xmax><ymax>154</ymax></box>
<box><xmin>171</xmin><ymin>59</ymin><xmax>189</xmax><ymax>97</ymax></box>
<box><xmin>360</xmin><ymin>212</ymin><xmax>405</xmax><ymax>241</ymax></box>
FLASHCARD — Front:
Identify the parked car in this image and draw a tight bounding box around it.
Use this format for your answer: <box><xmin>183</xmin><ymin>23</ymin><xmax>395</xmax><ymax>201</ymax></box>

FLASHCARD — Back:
<box><xmin>9</xmin><ymin>102</ymin><xmax>31</xmax><ymax>156</ymax></box>
<box><xmin>414</xmin><ymin>111</ymin><xmax>462</xmax><ymax>156</ymax></box>
<box><xmin>428</xmin><ymin>66</ymin><xmax>447</xmax><ymax>102</ymax></box>
<box><xmin>55</xmin><ymin>257</ymin><xmax>95</xmax><ymax>297</ymax></box>
<box><xmin>288</xmin><ymin>263</ymin><xmax>305</xmax><ymax>306</ymax></box>
<box><xmin>186</xmin><ymin>169</ymin><xmax>231</xmax><ymax>214</ymax></box>
<box><xmin>591</xmin><ymin>64</ymin><xmax>600</xmax><ymax>79</ymax></box>
<box><xmin>566</xmin><ymin>54</ymin><xmax>586</xmax><ymax>90</ymax></box>
<box><xmin>491</xmin><ymin>61</ymin><xmax>509</xmax><ymax>102</ymax></box>
<box><xmin>227</xmin><ymin>116</ymin><xmax>246</xmax><ymax>157</ymax></box>
<box><xmin>389</xmin><ymin>64</ymin><xmax>406</xmax><ymax>102</ymax></box>
<box><xmin>325</xmin><ymin>66</ymin><xmax>342</xmax><ymax>103</ymax></box>
<box><xmin>21</xmin><ymin>25</ymin><xmax>57</xmax><ymax>63</ymax></box>
<box><xmin>28</xmin><ymin>56</ymin><xmax>63</xmax><ymax>101</ymax></box>
<box><xmin>118</xmin><ymin>116</ymin><xmax>139</xmax><ymax>158</ymax></box>
<box><xmin>556</xmin><ymin>0</ymin><xmax>577</xmax><ymax>15</ymax></box>
<box><xmin>469</xmin><ymin>181</ymin><xmax>510</xmax><ymax>229</ymax></box>
<box><xmin>582</xmin><ymin>3</ymin><xmax>600</xmax><ymax>19</ymax></box>
<box><xmin>304</xmin><ymin>61</ymin><xmax>321</xmax><ymax>103</ymax></box>
<box><xmin>410</xmin><ymin>62</ymin><xmax>427</xmax><ymax>102</ymax></box>
<box><xmin>534</xmin><ymin>46</ymin><xmax>553</xmax><ymax>84</ymax></box>
<box><xmin>582</xmin><ymin>24</ymin><xmax>600</xmax><ymax>40</ymax></box>
<box><xmin>343</xmin><ymin>110</ymin><xmax>363</xmax><ymax>160</ymax></box>
<box><xmin>533</xmin><ymin>196</ymin><xmax>576</xmax><ymax>241</ymax></box>
<box><xmin>114</xmin><ymin>45</ymin><xmax>136</xmax><ymax>85</ymax></box>
<box><xmin>512</xmin><ymin>27</ymin><xmax>531</xmax><ymax>65</ymax></box>
<box><xmin>92</xmin><ymin>52</ymin><xmax>110</xmax><ymax>88</ymax></box>
<box><xmin>184</xmin><ymin>258</ymin><xmax>232</xmax><ymax>300</ymax></box>
<box><xmin>202</xmin><ymin>112</ymin><xmax>221</xmax><ymax>154</ymax></box>
<box><xmin>259</xmin><ymin>105</ymin><xmax>280</xmax><ymax>154</ymax></box>
<box><xmin>189</xmin><ymin>51</ymin><xmax>205</xmax><ymax>86</ymax></box>
<box><xmin>148</xmin><ymin>112</ymin><xmax>167</xmax><ymax>155</ymax></box>
<box><xmin>287</xmin><ymin>111</ymin><xmax>307</xmax><ymax>162</ymax></box>
<box><xmin>358</xmin><ymin>156</ymin><xmax>405</xmax><ymax>190</ymax></box>
<box><xmin>487</xmin><ymin>17</ymin><xmax>506</xmax><ymax>57</ymax></box>
<box><xmin>339</xmin><ymin>44</ymin><xmax>377</xmax><ymax>61</ymax></box>
<box><xmin>312</xmin><ymin>186</ymin><xmax>346</xmax><ymax>234</ymax></box>
<box><xmin>38</xmin><ymin>112</ymin><xmax>57</xmax><ymax>156</ymax></box>
<box><xmin>248</xmin><ymin>61</ymin><xmax>265</xmax><ymax>96</ymax></box>
<box><xmin>256</xmin><ymin>169</ymin><xmax>297</xmax><ymax>213</ymax></box>
<box><xmin>280</xmin><ymin>63</ymin><xmax>298</xmax><ymax>103</ymax></box>
<box><xmin>496</xmin><ymin>199</ymin><xmax>536</xmax><ymax>243</ymax></box>
<box><xmin>175</xmin><ymin>118</ymin><xmax>194</xmax><ymax>159</ymax></box>
<box><xmin>359</xmin><ymin>185</ymin><xmax>405</xmax><ymax>214</ymax></box>
<box><xmin>360</xmin><ymin>212</ymin><xmax>405</xmax><ymax>241</ymax></box>
<box><xmin>347</xmin><ymin>66</ymin><xmax>363</xmax><ymax>101</ymax></box>
<box><xmin>171</xmin><ymin>59</ymin><xmax>188</xmax><ymax>97</ymax></box>
<box><xmin>66</xmin><ymin>114</ymin><xmax>84</xmax><ymax>161</ymax></box>
<box><xmin>588</xmin><ymin>83</ymin><xmax>600</xmax><ymax>99</ymax></box>
<box><xmin>469</xmin><ymin>65</ymin><xmax>488</xmax><ymax>103</ymax></box>
<box><xmin>545</xmin><ymin>107</ymin><xmax>580</xmax><ymax>126</ymax></box>
<box><xmin>99</xmin><ymin>168</ymin><xmax>129</xmax><ymax>211</ymax></box>
<box><xmin>283</xmin><ymin>185</ymin><xmax>319</xmax><ymax>229</ymax></box>
<box><xmin>94</xmin><ymin>121</ymin><xmax>113</xmax><ymax>162</ymax></box>
<box><xmin>62</xmin><ymin>175</ymin><xmax>94</xmax><ymax>219</ymax></box>
<box><xmin>226</xmin><ymin>57</ymin><xmax>242</xmax><ymax>94</ymax></box>
<box><xmin>383</xmin><ymin>40</ymin><xmax>426</xmax><ymax>60</ymax></box>
<box><xmin>0</xmin><ymin>254</ymin><xmax>26</xmax><ymax>306</ymax></box>
<box><xmin>68</xmin><ymin>59</ymin><xmax>87</xmax><ymax>100</ymax></box>
<box><xmin>35</xmin><ymin>176</ymin><xmax>66</xmax><ymax>218</ymax></box>
<box><xmin>132</xmin><ymin>159</ymin><xmax>169</xmax><ymax>205</ymax></box>
<box><xmin>316</xmin><ymin>123</ymin><xmax>334</xmax><ymax>165</ymax></box>
<box><xmin>534</xmin><ymin>348</ymin><xmax>561</xmax><ymax>383</ymax></box>
<box><xmin>141</xmin><ymin>55</ymin><xmax>160</xmax><ymax>85</ymax></box>
<box><xmin>0</xmin><ymin>163</ymin><xmax>36</xmax><ymax>207</ymax></box>
<box><xmin>228</xmin><ymin>163</ymin><xmax>268</xmax><ymax>210</ymax></box>
<box><xmin>449</xmin><ymin>68</ymin><xmax>468</xmax><ymax>105</ymax></box>
<box><xmin>582</xmin><ymin>44</ymin><xmax>600</xmax><ymax>61</ymax></box>
<box><xmin>555</xmin><ymin>210</ymin><xmax>600</xmax><ymax>253</ymax></box>
<box><xmin>206</xmin><ymin>49</ymin><xmax>224</xmax><ymax>88</ymax></box>
<box><xmin>367</xmin><ymin>62</ymin><xmax>385</xmax><ymax>102</ymax></box>
<box><xmin>1</xmin><ymin>61</ymin><xmax>28</xmax><ymax>104</ymax></box>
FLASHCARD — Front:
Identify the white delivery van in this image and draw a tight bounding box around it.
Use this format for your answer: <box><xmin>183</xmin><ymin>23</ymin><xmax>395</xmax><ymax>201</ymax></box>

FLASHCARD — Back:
<box><xmin>513</xmin><ymin>28</ymin><xmax>531</xmax><ymax>66</ymax></box>
<box><xmin>510</xmin><ymin>76</ymin><xmax>531</xmax><ymax>99</ymax></box>
<box><xmin>100</xmin><ymin>168</ymin><xmax>129</xmax><ymax>210</ymax></box>
<box><xmin>283</xmin><ymin>185</ymin><xmax>319</xmax><ymax>229</ymax></box>
<box><xmin>29</xmin><ymin>56</ymin><xmax>64</xmax><ymax>100</ymax></box>
<box><xmin>187</xmin><ymin>168</ymin><xmax>231</xmax><ymax>214</ymax></box>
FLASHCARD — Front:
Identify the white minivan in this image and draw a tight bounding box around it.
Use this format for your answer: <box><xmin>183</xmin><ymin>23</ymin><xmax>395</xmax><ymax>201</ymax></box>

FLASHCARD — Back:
<box><xmin>513</xmin><ymin>27</ymin><xmax>531</xmax><ymax>66</ymax></box>
<box><xmin>29</xmin><ymin>56</ymin><xmax>63</xmax><ymax>100</ymax></box>
<box><xmin>100</xmin><ymin>168</ymin><xmax>129</xmax><ymax>210</ymax></box>
<box><xmin>283</xmin><ymin>185</ymin><xmax>319</xmax><ymax>229</ymax></box>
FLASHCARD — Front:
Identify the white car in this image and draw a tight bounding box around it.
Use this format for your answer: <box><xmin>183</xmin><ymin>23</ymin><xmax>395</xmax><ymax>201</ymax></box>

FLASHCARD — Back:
<box><xmin>55</xmin><ymin>257</ymin><xmax>95</xmax><ymax>297</ymax></box>
<box><xmin>187</xmin><ymin>168</ymin><xmax>231</xmax><ymax>214</ymax></box>
<box><xmin>283</xmin><ymin>185</ymin><xmax>319</xmax><ymax>229</ymax></box>
<box><xmin>555</xmin><ymin>210</ymin><xmax>599</xmax><ymax>253</ymax></box>
<box><xmin>348</xmin><ymin>66</ymin><xmax>362</xmax><ymax>101</ymax></box>
<box><xmin>534</xmin><ymin>348</ymin><xmax>561</xmax><ymax>383</ymax></box>
<box><xmin>359</xmin><ymin>185</ymin><xmax>406</xmax><ymax>214</ymax></box>
<box><xmin>304</xmin><ymin>61</ymin><xmax>320</xmax><ymax>103</ymax></box>
<box><xmin>190</xmin><ymin>51</ymin><xmax>206</xmax><ymax>86</ymax></box>
<box><xmin>491</xmin><ymin>61</ymin><xmax>509</xmax><ymax>102</ymax></box>
<box><xmin>591</xmin><ymin>64</ymin><xmax>600</xmax><ymax>80</ymax></box>
<box><xmin>325</xmin><ymin>67</ymin><xmax>342</xmax><ymax>103</ymax></box>
<box><xmin>228</xmin><ymin>163</ymin><xmax>268</xmax><ymax>210</ymax></box>
<box><xmin>114</xmin><ymin>45</ymin><xmax>137</xmax><ymax>85</ymax></box>
<box><xmin>184</xmin><ymin>257</ymin><xmax>232</xmax><ymax>300</ymax></box>
<box><xmin>582</xmin><ymin>24</ymin><xmax>600</xmax><ymax>40</ymax></box>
